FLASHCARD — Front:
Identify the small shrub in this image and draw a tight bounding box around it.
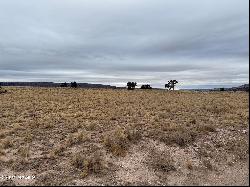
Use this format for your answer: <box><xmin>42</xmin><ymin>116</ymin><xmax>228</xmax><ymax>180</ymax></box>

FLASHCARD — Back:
<box><xmin>102</xmin><ymin>126</ymin><xmax>141</xmax><ymax>157</ymax></box>
<box><xmin>159</xmin><ymin>130</ymin><xmax>196</xmax><ymax>147</ymax></box>
<box><xmin>66</xmin><ymin>131</ymin><xmax>89</xmax><ymax>146</ymax></box>
<box><xmin>72</xmin><ymin>153</ymin><xmax>85</xmax><ymax>169</ymax></box>
<box><xmin>146</xmin><ymin>149</ymin><xmax>176</xmax><ymax>173</ymax></box>
<box><xmin>126</xmin><ymin>128</ymin><xmax>142</xmax><ymax>143</ymax></box>
<box><xmin>103</xmin><ymin>128</ymin><xmax>129</xmax><ymax>156</ymax></box>
<box><xmin>71</xmin><ymin>152</ymin><xmax>106</xmax><ymax>178</ymax></box>
<box><xmin>198</xmin><ymin>124</ymin><xmax>216</xmax><ymax>133</ymax></box>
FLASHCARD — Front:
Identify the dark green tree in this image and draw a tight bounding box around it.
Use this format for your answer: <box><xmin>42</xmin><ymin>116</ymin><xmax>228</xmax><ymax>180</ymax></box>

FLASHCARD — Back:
<box><xmin>60</xmin><ymin>82</ymin><xmax>68</xmax><ymax>87</ymax></box>
<box><xmin>71</xmin><ymin>81</ymin><xmax>78</xmax><ymax>88</ymax></box>
<box><xmin>127</xmin><ymin>82</ymin><xmax>137</xmax><ymax>90</ymax></box>
<box><xmin>220</xmin><ymin>88</ymin><xmax>225</xmax><ymax>91</ymax></box>
<box><xmin>165</xmin><ymin>80</ymin><xmax>178</xmax><ymax>90</ymax></box>
<box><xmin>141</xmin><ymin>84</ymin><xmax>152</xmax><ymax>89</ymax></box>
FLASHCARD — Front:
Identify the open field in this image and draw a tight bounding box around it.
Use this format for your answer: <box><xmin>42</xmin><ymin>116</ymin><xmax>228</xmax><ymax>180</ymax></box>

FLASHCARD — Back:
<box><xmin>0</xmin><ymin>87</ymin><xmax>249</xmax><ymax>186</ymax></box>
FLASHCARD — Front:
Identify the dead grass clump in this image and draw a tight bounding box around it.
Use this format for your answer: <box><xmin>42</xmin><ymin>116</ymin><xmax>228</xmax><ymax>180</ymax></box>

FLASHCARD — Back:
<box><xmin>50</xmin><ymin>145</ymin><xmax>66</xmax><ymax>157</ymax></box>
<box><xmin>146</xmin><ymin>148</ymin><xmax>176</xmax><ymax>173</ymax></box>
<box><xmin>13</xmin><ymin>123</ymin><xmax>25</xmax><ymax>131</ymax></box>
<box><xmin>76</xmin><ymin>131</ymin><xmax>89</xmax><ymax>143</ymax></box>
<box><xmin>0</xmin><ymin>130</ymin><xmax>9</xmax><ymax>139</ymax></box>
<box><xmin>204</xmin><ymin>102</ymin><xmax>229</xmax><ymax>115</ymax></box>
<box><xmin>18</xmin><ymin>146</ymin><xmax>30</xmax><ymax>158</ymax></box>
<box><xmin>85</xmin><ymin>123</ymin><xmax>98</xmax><ymax>131</ymax></box>
<box><xmin>189</xmin><ymin>118</ymin><xmax>196</xmax><ymax>124</ymax></box>
<box><xmin>198</xmin><ymin>124</ymin><xmax>216</xmax><ymax>133</ymax></box>
<box><xmin>43</xmin><ymin>123</ymin><xmax>54</xmax><ymax>129</ymax></box>
<box><xmin>159</xmin><ymin>130</ymin><xmax>197</xmax><ymax>147</ymax></box>
<box><xmin>158</xmin><ymin>112</ymin><xmax>169</xmax><ymax>119</ymax></box>
<box><xmin>66</xmin><ymin>131</ymin><xmax>89</xmax><ymax>146</ymax></box>
<box><xmin>0</xmin><ymin>137</ymin><xmax>13</xmax><ymax>149</ymax></box>
<box><xmin>71</xmin><ymin>151</ymin><xmax>106</xmax><ymax>178</ymax></box>
<box><xmin>24</xmin><ymin>132</ymin><xmax>33</xmax><ymax>143</ymax></box>
<box><xmin>125</xmin><ymin>128</ymin><xmax>142</xmax><ymax>144</ymax></box>
<box><xmin>103</xmin><ymin>127</ymin><xmax>129</xmax><ymax>156</ymax></box>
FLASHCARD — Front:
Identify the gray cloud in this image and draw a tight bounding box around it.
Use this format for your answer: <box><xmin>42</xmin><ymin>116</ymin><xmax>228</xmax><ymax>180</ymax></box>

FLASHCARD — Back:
<box><xmin>0</xmin><ymin>0</ymin><xmax>249</xmax><ymax>89</ymax></box>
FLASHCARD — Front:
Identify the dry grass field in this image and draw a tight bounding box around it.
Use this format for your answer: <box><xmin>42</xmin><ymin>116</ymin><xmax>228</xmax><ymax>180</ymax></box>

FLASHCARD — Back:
<box><xmin>0</xmin><ymin>87</ymin><xmax>249</xmax><ymax>186</ymax></box>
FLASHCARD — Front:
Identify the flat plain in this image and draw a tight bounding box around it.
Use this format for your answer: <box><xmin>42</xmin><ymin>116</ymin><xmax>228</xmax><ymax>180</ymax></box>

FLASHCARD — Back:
<box><xmin>0</xmin><ymin>87</ymin><xmax>249</xmax><ymax>186</ymax></box>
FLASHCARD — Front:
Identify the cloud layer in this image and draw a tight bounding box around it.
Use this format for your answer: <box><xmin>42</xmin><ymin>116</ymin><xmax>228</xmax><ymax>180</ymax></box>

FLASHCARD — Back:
<box><xmin>0</xmin><ymin>0</ymin><xmax>249</xmax><ymax>88</ymax></box>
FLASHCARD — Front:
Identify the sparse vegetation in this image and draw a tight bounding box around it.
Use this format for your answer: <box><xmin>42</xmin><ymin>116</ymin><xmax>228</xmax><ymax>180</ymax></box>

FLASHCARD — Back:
<box><xmin>0</xmin><ymin>137</ymin><xmax>13</xmax><ymax>149</ymax></box>
<box><xmin>0</xmin><ymin>87</ymin><xmax>248</xmax><ymax>185</ymax></box>
<box><xmin>71</xmin><ymin>151</ymin><xmax>106</xmax><ymax>178</ymax></box>
<box><xmin>0</xmin><ymin>86</ymin><xmax>7</xmax><ymax>94</ymax></box>
<box><xmin>146</xmin><ymin>148</ymin><xmax>176</xmax><ymax>173</ymax></box>
<box><xmin>103</xmin><ymin>127</ymin><xmax>130</xmax><ymax>156</ymax></box>
<box><xmin>18</xmin><ymin>146</ymin><xmax>30</xmax><ymax>159</ymax></box>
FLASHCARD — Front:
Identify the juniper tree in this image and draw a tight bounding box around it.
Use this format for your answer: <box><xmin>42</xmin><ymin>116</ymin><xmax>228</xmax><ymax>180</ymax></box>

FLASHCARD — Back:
<box><xmin>141</xmin><ymin>84</ymin><xmax>152</xmax><ymax>89</ymax></box>
<box><xmin>60</xmin><ymin>82</ymin><xmax>68</xmax><ymax>87</ymax></box>
<box><xmin>165</xmin><ymin>80</ymin><xmax>178</xmax><ymax>90</ymax></box>
<box><xmin>71</xmin><ymin>81</ymin><xmax>78</xmax><ymax>88</ymax></box>
<box><xmin>127</xmin><ymin>82</ymin><xmax>137</xmax><ymax>90</ymax></box>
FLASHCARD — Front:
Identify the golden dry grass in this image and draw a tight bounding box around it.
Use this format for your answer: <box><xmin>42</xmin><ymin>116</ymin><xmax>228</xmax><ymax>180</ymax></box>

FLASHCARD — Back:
<box><xmin>0</xmin><ymin>87</ymin><xmax>248</xmax><ymax>186</ymax></box>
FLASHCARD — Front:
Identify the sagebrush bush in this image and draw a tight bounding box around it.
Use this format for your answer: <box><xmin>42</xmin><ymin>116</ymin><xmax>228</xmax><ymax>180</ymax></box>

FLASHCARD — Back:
<box><xmin>103</xmin><ymin>127</ymin><xmax>129</xmax><ymax>156</ymax></box>
<box><xmin>66</xmin><ymin>131</ymin><xmax>89</xmax><ymax>146</ymax></box>
<box><xmin>71</xmin><ymin>151</ymin><xmax>106</xmax><ymax>178</ymax></box>
<box><xmin>146</xmin><ymin>148</ymin><xmax>176</xmax><ymax>173</ymax></box>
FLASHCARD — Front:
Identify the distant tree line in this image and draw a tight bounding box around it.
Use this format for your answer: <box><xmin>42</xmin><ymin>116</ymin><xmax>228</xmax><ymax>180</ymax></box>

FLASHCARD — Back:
<box><xmin>126</xmin><ymin>80</ymin><xmax>178</xmax><ymax>90</ymax></box>
<box><xmin>60</xmin><ymin>82</ymin><xmax>78</xmax><ymax>88</ymax></box>
<box><xmin>140</xmin><ymin>84</ymin><xmax>152</xmax><ymax>89</ymax></box>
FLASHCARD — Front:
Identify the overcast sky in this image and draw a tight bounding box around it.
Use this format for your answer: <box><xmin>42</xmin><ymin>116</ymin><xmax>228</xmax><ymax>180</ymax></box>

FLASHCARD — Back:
<box><xmin>0</xmin><ymin>0</ymin><xmax>249</xmax><ymax>89</ymax></box>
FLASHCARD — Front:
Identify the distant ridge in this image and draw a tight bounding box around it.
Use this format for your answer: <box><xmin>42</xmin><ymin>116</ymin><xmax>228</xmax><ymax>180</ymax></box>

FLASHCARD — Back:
<box><xmin>0</xmin><ymin>82</ymin><xmax>116</xmax><ymax>89</ymax></box>
<box><xmin>180</xmin><ymin>84</ymin><xmax>249</xmax><ymax>92</ymax></box>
